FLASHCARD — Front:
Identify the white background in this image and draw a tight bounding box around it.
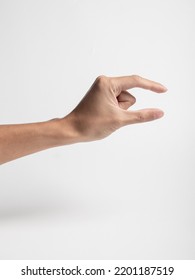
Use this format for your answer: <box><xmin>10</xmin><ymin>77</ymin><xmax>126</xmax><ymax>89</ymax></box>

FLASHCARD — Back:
<box><xmin>0</xmin><ymin>0</ymin><xmax>194</xmax><ymax>259</ymax></box>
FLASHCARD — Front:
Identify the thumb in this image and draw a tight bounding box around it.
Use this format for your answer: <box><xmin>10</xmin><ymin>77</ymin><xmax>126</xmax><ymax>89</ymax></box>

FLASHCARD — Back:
<box><xmin>122</xmin><ymin>108</ymin><xmax>164</xmax><ymax>125</ymax></box>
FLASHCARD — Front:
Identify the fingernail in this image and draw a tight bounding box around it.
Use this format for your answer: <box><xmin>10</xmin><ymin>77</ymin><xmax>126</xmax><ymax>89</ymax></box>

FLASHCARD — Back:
<box><xmin>156</xmin><ymin>110</ymin><xmax>164</xmax><ymax>118</ymax></box>
<box><xmin>162</xmin><ymin>85</ymin><xmax>168</xmax><ymax>91</ymax></box>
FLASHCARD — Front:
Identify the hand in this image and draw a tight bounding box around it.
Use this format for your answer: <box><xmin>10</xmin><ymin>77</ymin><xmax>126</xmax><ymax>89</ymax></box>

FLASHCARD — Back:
<box><xmin>0</xmin><ymin>74</ymin><xmax>167</xmax><ymax>164</ymax></box>
<box><xmin>67</xmin><ymin>75</ymin><xmax>167</xmax><ymax>142</ymax></box>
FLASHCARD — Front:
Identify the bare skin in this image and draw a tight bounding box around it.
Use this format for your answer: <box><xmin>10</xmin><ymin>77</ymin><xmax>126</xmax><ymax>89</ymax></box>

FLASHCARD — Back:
<box><xmin>0</xmin><ymin>75</ymin><xmax>167</xmax><ymax>164</ymax></box>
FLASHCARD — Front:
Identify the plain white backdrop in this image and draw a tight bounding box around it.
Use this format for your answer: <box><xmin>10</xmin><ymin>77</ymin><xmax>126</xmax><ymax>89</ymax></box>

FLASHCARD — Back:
<box><xmin>0</xmin><ymin>0</ymin><xmax>194</xmax><ymax>259</ymax></box>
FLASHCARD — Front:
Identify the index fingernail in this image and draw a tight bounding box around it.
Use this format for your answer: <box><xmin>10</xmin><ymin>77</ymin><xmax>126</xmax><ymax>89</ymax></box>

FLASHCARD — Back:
<box><xmin>162</xmin><ymin>85</ymin><xmax>168</xmax><ymax>91</ymax></box>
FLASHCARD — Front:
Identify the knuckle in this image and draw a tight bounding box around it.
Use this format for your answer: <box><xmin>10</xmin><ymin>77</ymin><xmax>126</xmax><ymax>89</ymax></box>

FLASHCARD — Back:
<box><xmin>136</xmin><ymin>112</ymin><xmax>145</xmax><ymax>122</ymax></box>
<box><xmin>131</xmin><ymin>74</ymin><xmax>141</xmax><ymax>85</ymax></box>
<box><xmin>95</xmin><ymin>75</ymin><xmax>108</xmax><ymax>87</ymax></box>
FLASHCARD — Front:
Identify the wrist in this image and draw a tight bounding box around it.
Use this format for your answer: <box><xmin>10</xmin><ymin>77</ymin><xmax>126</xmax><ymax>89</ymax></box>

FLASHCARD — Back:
<box><xmin>53</xmin><ymin>113</ymin><xmax>82</xmax><ymax>146</ymax></box>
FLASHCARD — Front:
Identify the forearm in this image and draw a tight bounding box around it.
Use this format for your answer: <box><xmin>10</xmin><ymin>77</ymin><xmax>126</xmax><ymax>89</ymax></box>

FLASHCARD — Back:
<box><xmin>0</xmin><ymin>115</ymin><xmax>79</xmax><ymax>165</ymax></box>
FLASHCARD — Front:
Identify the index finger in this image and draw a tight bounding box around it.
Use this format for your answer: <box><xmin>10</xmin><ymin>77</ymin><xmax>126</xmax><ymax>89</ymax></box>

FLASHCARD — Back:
<box><xmin>112</xmin><ymin>75</ymin><xmax>167</xmax><ymax>93</ymax></box>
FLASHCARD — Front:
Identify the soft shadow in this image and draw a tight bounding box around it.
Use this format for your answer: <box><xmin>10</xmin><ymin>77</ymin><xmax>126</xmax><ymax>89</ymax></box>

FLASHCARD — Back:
<box><xmin>0</xmin><ymin>202</ymin><xmax>62</xmax><ymax>222</ymax></box>
<box><xmin>0</xmin><ymin>188</ymin><xmax>75</xmax><ymax>222</ymax></box>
